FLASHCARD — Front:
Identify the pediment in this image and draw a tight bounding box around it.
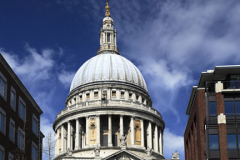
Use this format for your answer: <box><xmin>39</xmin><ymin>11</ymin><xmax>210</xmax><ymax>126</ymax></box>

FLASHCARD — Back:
<box><xmin>102</xmin><ymin>150</ymin><xmax>144</xmax><ymax>160</ymax></box>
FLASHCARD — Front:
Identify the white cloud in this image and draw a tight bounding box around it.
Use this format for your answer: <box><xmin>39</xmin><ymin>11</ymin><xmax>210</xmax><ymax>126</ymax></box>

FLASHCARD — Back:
<box><xmin>58</xmin><ymin>70</ymin><xmax>75</xmax><ymax>87</ymax></box>
<box><xmin>0</xmin><ymin>44</ymin><xmax>54</xmax><ymax>83</ymax></box>
<box><xmin>164</xmin><ymin>128</ymin><xmax>184</xmax><ymax>159</ymax></box>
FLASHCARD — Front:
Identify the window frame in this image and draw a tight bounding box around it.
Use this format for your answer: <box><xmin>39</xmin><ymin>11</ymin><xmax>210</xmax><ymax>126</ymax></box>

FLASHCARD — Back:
<box><xmin>0</xmin><ymin>144</ymin><xmax>5</xmax><ymax>160</ymax></box>
<box><xmin>8</xmin><ymin>152</ymin><xmax>14</xmax><ymax>160</ymax></box>
<box><xmin>32</xmin><ymin>114</ymin><xmax>39</xmax><ymax>137</ymax></box>
<box><xmin>32</xmin><ymin>141</ymin><xmax>38</xmax><ymax>160</ymax></box>
<box><xmin>18</xmin><ymin>96</ymin><xmax>26</xmax><ymax>122</ymax></box>
<box><xmin>18</xmin><ymin>127</ymin><xmax>25</xmax><ymax>151</ymax></box>
<box><xmin>0</xmin><ymin>71</ymin><xmax>7</xmax><ymax>101</ymax></box>
<box><xmin>10</xmin><ymin>86</ymin><xmax>16</xmax><ymax>111</ymax></box>
<box><xmin>0</xmin><ymin>107</ymin><xmax>6</xmax><ymax>135</ymax></box>
<box><xmin>9</xmin><ymin>118</ymin><xmax>15</xmax><ymax>143</ymax></box>
<box><xmin>209</xmin><ymin>134</ymin><xmax>219</xmax><ymax>150</ymax></box>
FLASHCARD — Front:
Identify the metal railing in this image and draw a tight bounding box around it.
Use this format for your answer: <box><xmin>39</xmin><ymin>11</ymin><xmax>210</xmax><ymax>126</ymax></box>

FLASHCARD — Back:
<box><xmin>206</xmin><ymin>81</ymin><xmax>240</xmax><ymax>93</ymax></box>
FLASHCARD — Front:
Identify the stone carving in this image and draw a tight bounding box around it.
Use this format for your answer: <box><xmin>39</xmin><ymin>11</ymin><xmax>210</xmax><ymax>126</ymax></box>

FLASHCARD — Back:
<box><xmin>66</xmin><ymin>148</ymin><xmax>72</xmax><ymax>156</ymax></box>
<box><xmin>146</xmin><ymin>148</ymin><xmax>153</xmax><ymax>157</ymax></box>
<box><xmin>120</xmin><ymin>135</ymin><xmax>127</xmax><ymax>150</ymax></box>
<box><xmin>171</xmin><ymin>150</ymin><xmax>180</xmax><ymax>159</ymax></box>
<box><xmin>118</xmin><ymin>155</ymin><xmax>130</xmax><ymax>160</ymax></box>
<box><xmin>94</xmin><ymin>145</ymin><xmax>100</xmax><ymax>157</ymax></box>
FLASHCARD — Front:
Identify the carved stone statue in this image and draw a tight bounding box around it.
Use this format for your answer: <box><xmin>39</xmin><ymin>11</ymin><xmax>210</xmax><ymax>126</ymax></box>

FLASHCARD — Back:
<box><xmin>120</xmin><ymin>135</ymin><xmax>127</xmax><ymax>150</ymax></box>
<box><xmin>66</xmin><ymin>148</ymin><xmax>72</xmax><ymax>156</ymax></box>
<box><xmin>94</xmin><ymin>145</ymin><xmax>100</xmax><ymax>157</ymax></box>
<box><xmin>146</xmin><ymin>148</ymin><xmax>153</xmax><ymax>157</ymax></box>
<box><xmin>171</xmin><ymin>150</ymin><xmax>180</xmax><ymax>159</ymax></box>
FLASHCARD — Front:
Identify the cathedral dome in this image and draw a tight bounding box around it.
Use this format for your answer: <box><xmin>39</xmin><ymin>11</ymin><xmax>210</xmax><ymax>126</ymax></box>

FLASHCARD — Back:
<box><xmin>70</xmin><ymin>53</ymin><xmax>148</xmax><ymax>92</ymax></box>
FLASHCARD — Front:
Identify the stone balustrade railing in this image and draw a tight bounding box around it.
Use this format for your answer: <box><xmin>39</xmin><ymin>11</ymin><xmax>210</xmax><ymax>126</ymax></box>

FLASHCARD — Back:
<box><xmin>56</xmin><ymin>99</ymin><xmax>162</xmax><ymax>119</ymax></box>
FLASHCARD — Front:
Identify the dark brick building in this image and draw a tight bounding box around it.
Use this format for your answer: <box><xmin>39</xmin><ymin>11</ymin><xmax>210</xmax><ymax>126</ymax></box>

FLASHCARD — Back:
<box><xmin>0</xmin><ymin>53</ymin><xmax>44</xmax><ymax>160</ymax></box>
<box><xmin>184</xmin><ymin>65</ymin><xmax>240</xmax><ymax>160</ymax></box>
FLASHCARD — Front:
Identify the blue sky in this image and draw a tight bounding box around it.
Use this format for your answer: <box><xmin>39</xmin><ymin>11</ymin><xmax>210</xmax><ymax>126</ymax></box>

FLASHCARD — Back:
<box><xmin>1</xmin><ymin>0</ymin><xmax>240</xmax><ymax>159</ymax></box>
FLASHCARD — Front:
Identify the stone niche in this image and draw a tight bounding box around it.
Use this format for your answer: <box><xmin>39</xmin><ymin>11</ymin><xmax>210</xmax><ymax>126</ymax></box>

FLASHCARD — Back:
<box><xmin>134</xmin><ymin>119</ymin><xmax>141</xmax><ymax>146</ymax></box>
<box><xmin>89</xmin><ymin>117</ymin><xmax>97</xmax><ymax>145</ymax></box>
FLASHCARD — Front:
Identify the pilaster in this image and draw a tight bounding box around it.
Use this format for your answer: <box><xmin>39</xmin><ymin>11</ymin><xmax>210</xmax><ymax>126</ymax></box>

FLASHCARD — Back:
<box><xmin>108</xmin><ymin>115</ymin><xmax>113</xmax><ymax>147</ymax></box>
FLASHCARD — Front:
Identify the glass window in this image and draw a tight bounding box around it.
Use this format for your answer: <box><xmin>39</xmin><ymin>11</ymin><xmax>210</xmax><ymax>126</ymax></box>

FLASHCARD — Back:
<box><xmin>112</xmin><ymin>91</ymin><xmax>116</xmax><ymax>97</ymax></box>
<box><xmin>209</xmin><ymin>102</ymin><xmax>216</xmax><ymax>116</ymax></box>
<box><xmin>94</xmin><ymin>92</ymin><xmax>98</xmax><ymax>98</ymax></box>
<box><xmin>0</xmin><ymin>149</ymin><xmax>3</xmax><ymax>160</ymax></box>
<box><xmin>121</xmin><ymin>92</ymin><xmax>124</xmax><ymax>98</ymax></box>
<box><xmin>112</xmin><ymin>134</ymin><xmax>117</xmax><ymax>146</ymax></box>
<box><xmin>102</xmin><ymin>135</ymin><xmax>108</xmax><ymax>146</ymax></box>
<box><xmin>19</xmin><ymin>101</ymin><xmax>25</xmax><ymax>120</ymax></box>
<box><xmin>32</xmin><ymin>118</ymin><xmax>38</xmax><ymax>135</ymax></box>
<box><xmin>225</xmin><ymin>101</ymin><xmax>234</xmax><ymax>116</ymax></box>
<box><xmin>18</xmin><ymin>131</ymin><xmax>24</xmax><ymax>150</ymax></box>
<box><xmin>235</xmin><ymin>101</ymin><xmax>240</xmax><ymax>116</ymax></box>
<box><xmin>129</xmin><ymin>93</ymin><xmax>132</xmax><ymax>99</ymax></box>
<box><xmin>227</xmin><ymin>134</ymin><xmax>237</xmax><ymax>150</ymax></box>
<box><xmin>10</xmin><ymin>91</ymin><xmax>15</xmax><ymax>109</ymax></box>
<box><xmin>107</xmin><ymin>33</ymin><xmax>110</xmax><ymax>42</ymax></box>
<box><xmin>209</xmin><ymin>134</ymin><xmax>219</xmax><ymax>150</ymax></box>
<box><xmin>0</xmin><ymin>77</ymin><xmax>6</xmax><ymax>98</ymax></box>
<box><xmin>9</xmin><ymin>123</ymin><xmax>14</xmax><ymax>142</ymax></box>
<box><xmin>0</xmin><ymin>112</ymin><xmax>5</xmax><ymax>133</ymax></box>
<box><xmin>32</xmin><ymin>145</ymin><xmax>37</xmax><ymax>160</ymax></box>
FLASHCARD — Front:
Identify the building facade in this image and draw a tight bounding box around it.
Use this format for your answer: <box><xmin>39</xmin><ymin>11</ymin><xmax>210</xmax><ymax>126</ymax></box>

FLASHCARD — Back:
<box><xmin>0</xmin><ymin>53</ymin><xmax>44</xmax><ymax>160</ymax></box>
<box><xmin>184</xmin><ymin>65</ymin><xmax>240</xmax><ymax>160</ymax></box>
<box><xmin>53</xmin><ymin>1</ymin><xmax>166</xmax><ymax>160</ymax></box>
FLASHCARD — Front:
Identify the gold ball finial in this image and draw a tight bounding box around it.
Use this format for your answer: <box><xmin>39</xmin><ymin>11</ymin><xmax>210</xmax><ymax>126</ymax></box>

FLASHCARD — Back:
<box><xmin>105</xmin><ymin>0</ymin><xmax>111</xmax><ymax>17</ymax></box>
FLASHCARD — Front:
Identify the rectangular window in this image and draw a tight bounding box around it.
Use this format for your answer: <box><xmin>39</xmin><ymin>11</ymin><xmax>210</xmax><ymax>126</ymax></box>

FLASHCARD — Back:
<box><xmin>19</xmin><ymin>101</ymin><xmax>25</xmax><ymax>121</ymax></box>
<box><xmin>32</xmin><ymin>144</ymin><xmax>37</xmax><ymax>160</ymax></box>
<box><xmin>32</xmin><ymin>115</ymin><xmax>38</xmax><ymax>136</ymax></box>
<box><xmin>238</xmin><ymin>134</ymin><xmax>240</xmax><ymax>149</ymax></box>
<box><xmin>107</xmin><ymin>33</ymin><xmax>110</xmax><ymax>42</ymax></box>
<box><xmin>235</xmin><ymin>101</ymin><xmax>240</xmax><ymax>116</ymax></box>
<box><xmin>10</xmin><ymin>91</ymin><xmax>15</xmax><ymax>110</ymax></box>
<box><xmin>224</xmin><ymin>101</ymin><xmax>234</xmax><ymax>116</ymax></box>
<box><xmin>0</xmin><ymin>75</ymin><xmax>6</xmax><ymax>100</ymax></box>
<box><xmin>9</xmin><ymin>119</ymin><xmax>15</xmax><ymax>142</ymax></box>
<box><xmin>209</xmin><ymin>101</ymin><xmax>216</xmax><ymax>116</ymax></box>
<box><xmin>121</xmin><ymin>92</ymin><xmax>124</xmax><ymax>98</ymax></box>
<box><xmin>94</xmin><ymin>92</ymin><xmax>98</xmax><ymax>98</ymax></box>
<box><xmin>227</xmin><ymin>134</ymin><xmax>237</xmax><ymax>150</ymax></box>
<box><xmin>86</xmin><ymin>93</ymin><xmax>90</xmax><ymax>99</ymax></box>
<box><xmin>0</xmin><ymin>108</ymin><xmax>6</xmax><ymax>134</ymax></box>
<box><xmin>209</xmin><ymin>134</ymin><xmax>219</xmax><ymax>150</ymax></box>
<box><xmin>129</xmin><ymin>93</ymin><xmax>132</xmax><ymax>99</ymax></box>
<box><xmin>112</xmin><ymin>134</ymin><xmax>117</xmax><ymax>146</ymax></box>
<box><xmin>8</xmin><ymin>152</ymin><xmax>14</xmax><ymax>160</ymax></box>
<box><xmin>112</xmin><ymin>91</ymin><xmax>116</xmax><ymax>97</ymax></box>
<box><xmin>102</xmin><ymin>135</ymin><xmax>108</xmax><ymax>146</ymax></box>
<box><xmin>18</xmin><ymin>128</ymin><xmax>24</xmax><ymax>150</ymax></box>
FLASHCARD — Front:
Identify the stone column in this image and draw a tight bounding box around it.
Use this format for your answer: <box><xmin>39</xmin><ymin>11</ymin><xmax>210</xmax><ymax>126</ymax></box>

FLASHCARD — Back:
<box><xmin>61</xmin><ymin>125</ymin><xmax>65</xmax><ymax>153</ymax></box>
<box><xmin>130</xmin><ymin>116</ymin><xmax>134</xmax><ymax>146</ymax></box>
<box><xmin>148</xmin><ymin>121</ymin><xmax>152</xmax><ymax>149</ymax></box>
<box><xmin>67</xmin><ymin>121</ymin><xmax>71</xmax><ymax>150</ymax></box>
<box><xmin>108</xmin><ymin>115</ymin><xmax>113</xmax><ymax>147</ymax></box>
<box><xmin>159</xmin><ymin>128</ymin><xmax>162</xmax><ymax>155</ymax></box>
<box><xmin>75</xmin><ymin>119</ymin><xmax>80</xmax><ymax>150</ymax></box>
<box><xmin>55</xmin><ymin>131</ymin><xmax>57</xmax><ymax>155</ymax></box>
<box><xmin>154</xmin><ymin>125</ymin><xmax>159</xmax><ymax>152</ymax></box>
<box><xmin>141</xmin><ymin>119</ymin><xmax>144</xmax><ymax>148</ymax></box>
<box><xmin>97</xmin><ymin>115</ymin><xmax>100</xmax><ymax>146</ymax></box>
<box><xmin>86</xmin><ymin>116</ymin><xmax>89</xmax><ymax>147</ymax></box>
<box><xmin>120</xmin><ymin>115</ymin><xmax>124</xmax><ymax>136</ymax></box>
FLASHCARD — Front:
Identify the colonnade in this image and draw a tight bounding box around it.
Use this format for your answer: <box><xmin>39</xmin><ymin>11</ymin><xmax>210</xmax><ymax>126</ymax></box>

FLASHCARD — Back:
<box><xmin>55</xmin><ymin>115</ymin><xmax>163</xmax><ymax>156</ymax></box>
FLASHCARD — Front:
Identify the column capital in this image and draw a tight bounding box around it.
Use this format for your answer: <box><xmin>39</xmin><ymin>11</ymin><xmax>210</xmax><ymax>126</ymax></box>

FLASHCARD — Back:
<box><xmin>120</xmin><ymin>114</ymin><xmax>124</xmax><ymax>117</ymax></box>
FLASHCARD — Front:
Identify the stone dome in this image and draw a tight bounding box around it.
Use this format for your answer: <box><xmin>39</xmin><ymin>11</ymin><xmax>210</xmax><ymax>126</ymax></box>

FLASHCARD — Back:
<box><xmin>70</xmin><ymin>53</ymin><xmax>148</xmax><ymax>92</ymax></box>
